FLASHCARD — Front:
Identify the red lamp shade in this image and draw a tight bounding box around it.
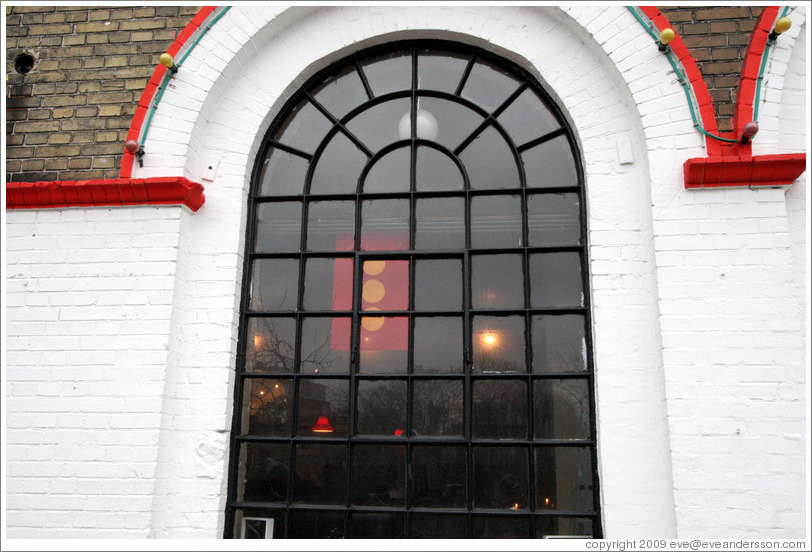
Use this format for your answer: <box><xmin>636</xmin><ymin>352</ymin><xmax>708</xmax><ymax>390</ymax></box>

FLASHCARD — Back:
<box><xmin>311</xmin><ymin>416</ymin><xmax>334</xmax><ymax>433</ymax></box>
<box><xmin>394</xmin><ymin>429</ymin><xmax>404</xmax><ymax>436</ymax></box>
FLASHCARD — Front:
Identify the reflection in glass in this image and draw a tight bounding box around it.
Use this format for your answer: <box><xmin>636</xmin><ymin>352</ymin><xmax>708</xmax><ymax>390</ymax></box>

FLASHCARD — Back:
<box><xmin>536</xmin><ymin>516</ymin><xmax>594</xmax><ymax>538</ymax></box>
<box><xmin>289</xmin><ymin>510</ymin><xmax>345</xmax><ymax>539</ymax></box>
<box><xmin>472</xmin><ymin>315</ymin><xmax>525</xmax><ymax>374</ymax></box>
<box><xmin>415</xmin><ymin>197</ymin><xmax>465</xmax><ymax>250</ymax></box>
<box><xmin>523</xmin><ymin>134</ymin><xmax>578</xmax><ymax>188</ymax></box>
<box><xmin>272</xmin><ymin>97</ymin><xmax>333</xmax><ymax>155</ymax></box>
<box><xmin>300</xmin><ymin>317</ymin><xmax>351</xmax><ymax>374</ymax></box>
<box><xmin>415</xmin><ymin>146</ymin><xmax>464</xmax><ymax>191</ymax></box>
<box><xmin>243</xmin><ymin>378</ymin><xmax>292</xmax><ymax>436</ymax></box>
<box><xmin>471</xmin><ymin>195</ymin><xmax>522</xmax><ymax>248</ymax></box>
<box><xmin>473</xmin><ymin>379</ymin><xmax>527</xmax><ymax>439</ymax></box>
<box><xmin>534</xmin><ymin>379</ymin><xmax>590</xmax><ymax>440</ymax></box>
<box><xmin>310</xmin><ymin>132</ymin><xmax>367</xmax><ymax>195</ymax></box>
<box><xmin>250</xmin><ymin>258</ymin><xmax>299</xmax><ymax>311</ymax></box>
<box><xmin>303</xmin><ymin>257</ymin><xmax>353</xmax><ymax>311</ymax></box>
<box><xmin>361</xmin><ymin>199</ymin><xmax>410</xmax><ymax>250</ymax></box>
<box><xmin>257</xmin><ymin>149</ymin><xmax>309</xmax><ymax>196</ymax></box>
<box><xmin>411</xmin><ymin>514</ymin><xmax>467</xmax><ymax>538</ymax></box>
<box><xmin>472</xmin><ymin>254</ymin><xmax>523</xmax><ymax>309</ymax></box>
<box><xmin>351</xmin><ymin>445</ymin><xmax>406</xmax><ymax>506</ymax></box>
<box><xmin>347</xmin><ymin>98</ymin><xmax>411</xmax><ymax>152</ymax></box>
<box><xmin>460</xmin><ymin>126</ymin><xmax>520</xmax><ymax>190</ymax></box>
<box><xmin>362</xmin><ymin>50</ymin><xmax>412</xmax><ymax>96</ymax></box>
<box><xmin>528</xmin><ymin>193</ymin><xmax>581</xmax><ymax>247</ymax></box>
<box><xmin>418</xmin><ymin>49</ymin><xmax>469</xmax><ymax>93</ymax></box>
<box><xmin>246</xmin><ymin>317</ymin><xmax>296</xmax><ymax>373</ymax></box>
<box><xmin>238</xmin><ymin>442</ymin><xmax>289</xmax><ymax>502</ymax></box>
<box><xmin>529</xmin><ymin>253</ymin><xmax>583</xmax><ymax>307</ymax></box>
<box><xmin>363</xmin><ymin>259</ymin><xmax>409</xmax><ymax>311</ymax></box>
<box><xmin>535</xmin><ymin>447</ymin><xmax>594</xmax><ymax>511</ymax></box>
<box><xmin>297</xmin><ymin>378</ymin><xmax>349</xmax><ymax>437</ymax></box>
<box><xmin>532</xmin><ymin>315</ymin><xmax>587</xmax><ymax>373</ymax></box>
<box><xmin>255</xmin><ymin>202</ymin><xmax>302</xmax><ymax>253</ymax></box>
<box><xmin>357</xmin><ymin>380</ymin><xmax>407</xmax><ymax>436</ymax></box>
<box><xmin>413</xmin><ymin>317</ymin><xmax>463</xmax><ymax>373</ymax></box>
<box><xmin>364</xmin><ymin>148</ymin><xmax>410</xmax><ymax>193</ymax></box>
<box><xmin>412</xmin><ymin>446</ymin><xmax>466</xmax><ymax>507</ymax></box>
<box><xmin>415</xmin><ymin>259</ymin><xmax>461</xmax><ymax>311</ymax></box>
<box><xmin>307</xmin><ymin>200</ymin><xmax>355</xmax><ymax>251</ymax></box>
<box><xmin>349</xmin><ymin>512</ymin><xmax>404</xmax><ymax>539</ymax></box>
<box><xmin>413</xmin><ymin>380</ymin><xmax>463</xmax><ymax>436</ymax></box>
<box><xmin>497</xmin><ymin>87</ymin><xmax>560</xmax><ymax>147</ymax></box>
<box><xmin>311</xmin><ymin>64</ymin><xmax>367</xmax><ymax>120</ymax></box>
<box><xmin>417</xmin><ymin>97</ymin><xmax>484</xmax><ymax>152</ymax></box>
<box><xmin>358</xmin><ymin>317</ymin><xmax>408</xmax><ymax>373</ymax></box>
<box><xmin>293</xmin><ymin>443</ymin><xmax>348</xmax><ymax>505</ymax></box>
<box><xmin>233</xmin><ymin>509</ymin><xmax>284</xmax><ymax>539</ymax></box>
<box><xmin>472</xmin><ymin>516</ymin><xmax>531</xmax><ymax>539</ymax></box>
<box><xmin>461</xmin><ymin>58</ymin><xmax>521</xmax><ymax>113</ymax></box>
<box><xmin>473</xmin><ymin>446</ymin><xmax>529</xmax><ymax>509</ymax></box>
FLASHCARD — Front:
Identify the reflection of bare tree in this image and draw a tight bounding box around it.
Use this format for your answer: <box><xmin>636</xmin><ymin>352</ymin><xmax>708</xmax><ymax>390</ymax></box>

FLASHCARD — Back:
<box><xmin>250</xmin><ymin>318</ymin><xmax>343</xmax><ymax>373</ymax></box>
<box><xmin>357</xmin><ymin>381</ymin><xmax>407</xmax><ymax>435</ymax></box>
<box><xmin>412</xmin><ymin>382</ymin><xmax>463</xmax><ymax>436</ymax></box>
<box><xmin>472</xmin><ymin>353</ymin><xmax>521</xmax><ymax>374</ymax></box>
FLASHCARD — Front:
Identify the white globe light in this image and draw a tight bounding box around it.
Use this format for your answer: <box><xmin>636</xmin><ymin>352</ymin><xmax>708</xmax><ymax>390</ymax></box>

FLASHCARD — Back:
<box><xmin>398</xmin><ymin>109</ymin><xmax>439</xmax><ymax>141</ymax></box>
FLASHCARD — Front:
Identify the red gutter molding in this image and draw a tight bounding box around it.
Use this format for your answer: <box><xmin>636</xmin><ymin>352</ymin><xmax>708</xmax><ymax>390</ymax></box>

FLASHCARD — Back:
<box><xmin>640</xmin><ymin>6</ymin><xmax>806</xmax><ymax>190</ymax></box>
<box><xmin>5</xmin><ymin>177</ymin><xmax>206</xmax><ymax>212</ymax></box>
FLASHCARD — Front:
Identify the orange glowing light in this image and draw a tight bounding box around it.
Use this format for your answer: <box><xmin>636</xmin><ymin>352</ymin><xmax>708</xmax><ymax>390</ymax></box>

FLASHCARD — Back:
<box><xmin>481</xmin><ymin>331</ymin><xmax>498</xmax><ymax>346</ymax></box>
<box><xmin>253</xmin><ymin>333</ymin><xmax>263</xmax><ymax>349</ymax></box>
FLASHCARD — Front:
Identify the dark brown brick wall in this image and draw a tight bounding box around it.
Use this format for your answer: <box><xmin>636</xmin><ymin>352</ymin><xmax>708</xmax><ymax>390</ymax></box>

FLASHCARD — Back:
<box><xmin>5</xmin><ymin>5</ymin><xmax>201</xmax><ymax>182</ymax></box>
<box><xmin>658</xmin><ymin>6</ymin><xmax>763</xmax><ymax>132</ymax></box>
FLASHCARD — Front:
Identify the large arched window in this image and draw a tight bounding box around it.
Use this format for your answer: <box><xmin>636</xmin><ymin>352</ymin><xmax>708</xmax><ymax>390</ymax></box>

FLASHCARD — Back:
<box><xmin>226</xmin><ymin>41</ymin><xmax>600</xmax><ymax>539</ymax></box>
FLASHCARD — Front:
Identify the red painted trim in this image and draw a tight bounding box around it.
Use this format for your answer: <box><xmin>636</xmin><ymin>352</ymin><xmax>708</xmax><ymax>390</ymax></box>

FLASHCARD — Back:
<box><xmin>121</xmin><ymin>6</ymin><xmax>218</xmax><ymax>178</ymax></box>
<box><xmin>734</xmin><ymin>7</ymin><xmax>780</xmax><ymax>136</ymax></box>
<box><xmin>684</xmin><ymin>153</ymin><xmax>806</xmax><ymax>189</ymax></box>
<box><xmin>6</xmin><ymin>177</ymin><xmax>206</xmax><ymax>212</ymax></box>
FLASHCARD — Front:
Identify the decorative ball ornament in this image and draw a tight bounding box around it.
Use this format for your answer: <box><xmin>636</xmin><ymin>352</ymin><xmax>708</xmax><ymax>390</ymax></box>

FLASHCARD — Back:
<box><xmin>398</xmin><ymin>109</ymin><xmax>439</xmax><ymax>141</ymax></box>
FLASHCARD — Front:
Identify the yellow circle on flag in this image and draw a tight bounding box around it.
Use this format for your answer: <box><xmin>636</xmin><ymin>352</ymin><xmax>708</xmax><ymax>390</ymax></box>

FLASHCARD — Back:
<box><xmin>362</xmin><ymin>307</ymin><xmax>385</xmax><ymax>332</ymax></box>
<box><xmin>363</xmin><ymin>279</ymin><xmax>385</xmax><ymax>303</ymax></box>
<box><xmin>363</xmin><ymin>260</ymin><xmax>386</xmax><ymax>275</ymax></box>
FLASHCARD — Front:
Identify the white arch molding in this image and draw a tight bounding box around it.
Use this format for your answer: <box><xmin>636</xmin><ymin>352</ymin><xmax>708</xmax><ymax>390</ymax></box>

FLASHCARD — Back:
<box><xmin>141</xmin><ymin>6</ymin><xmax>691</xmax><ymax>538</ymax></box>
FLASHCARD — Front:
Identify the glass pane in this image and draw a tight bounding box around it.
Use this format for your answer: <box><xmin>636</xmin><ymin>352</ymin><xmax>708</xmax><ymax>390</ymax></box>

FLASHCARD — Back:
<box><xmin>529</xmin><ymin>253</ymin><xmax>584</xmax><ymax>308</ymax></box>
<box><xmin>246</xmin><ymin>317</ymin><xmax>296</xmax><ymax>373</ymax></box>
<box><xmin>411</xmin><ymin>514</ymin><xmax>467</xmax><ymax>538</ymax></box>
<box><xmin>523</xmin><ymin>134</ymin><xmax>578</xmax><ymax>188</ymax></box>
<box><xmin>361</xmin><ymin>49</ymin><xmax>412</xmax><ymax>97</ymax></box>
<box><xmin>297</xmin><ymin>378</ymin><xmax>349</xmax><ymax>437</ymax></box>
<box><xmin>534</xmin><ymin>379</ymin><xmax>590</xmax><ymax>440</ymax></box>
<box><xmin>413</xmin><ymin>380</ymin><xmax>464</xmax><ymax>436</ymax></box>
<box><xmin>347</xmin><ymin>98</ymin><xmax>411</xmax><ymax>152</ymax></box>
<box><xmin>303</xmin><ymin>257</ymin><xmax>353</xmax><ymax>311</ymax></box>
<box><xmin>362</xmin><ymin>259</ymin><xmax>409</xmax><ymax>311</ymax></box>
<box><xmin>311</xmin><ymin>64</ymin><xmax>367</xmax><ymax>120</ymax></box>
<box><xmin>414</xmin><ymin>259</ymin><xmax>461</xmax><ymax>311</ymax></box>
<box><xmin>418</xmin><ymin>96</ymin><xmax>484</xmax><ymax>152</ymax></box>
<box><xmin>418</xmin><ymin>48</ymin><xmax>469</xmax><ymax>93</ymax></box>
<box><xmin>472</xmin><ymin>516</ymin><xmax>530</xmax><ymax>539</ymax></box>
<box><xmin>536</xmin><ymin>516</ymin><xmax>594</xmax><ymax>538</ymax></box>
<box><xmin>273</xmin><ymin>97</ymin><xmax>333</xmax><ymax>155</ymax></box>
<box><xmin>364</xmin><ymin>147</ymin><xmax>410</xmax><ymax>193</ymax></box>
<box><xmin>497</xmin><ymin>87</ymin><xmax>560</xmax><ymax>147</ymax></box>
<box><xmin>473</xmin><ymin>446</ymin><xmax>529</xmax><ymax>510</ymax></box>
<box><xmin>242</xmin><ymin>378</ymin><xmax>292</xmax><ymax>436</ymax></box>
<box><xmin>471</xmin><ymin>194</ymin><xmax>522</xmax><ymax>249</ymax></box>
<box><xmin>351</xmin><ymin>444</ymin><xmax>406</xmax><ymax>506</ymax></box>
<box><xmin>357</xmin><ymin>380</ymin><xmax>407</xmax><ymax>436</ymax></box>
<box><xmin>300</xmin><ymin>317</ymin><xmax>351</xmax><ymax>374</ymax></box>
<box><xmin>532</xmin><ymin>315</ymin><xmax>587</xmax><ymax>373</ymax></box>
<box><xmin>412</xmin><ymin>446</ymin><xmax>466</xmax><ymax>507</ymax></box>
<box><xmin>250</xmin><ymin>258</ymin><xmax>298</xmax><ymax>311</ymax></box>
<box><xmin>361</xmin><ymin>199</ymin><xmax>410</xmax><ymax>251</ymax></box>
<box><xmin>257</xmin><ymin>148</ymin><xmax>308</xmax><ymax>196</ymax></box>
<box><xmin>233</xmin><ymin>509</ymin><xmax>284</xmax><ymax>539</ymax></box>
<box><xmin>472</xmin><ymin>315</ymin><xmax>525</xmax><ymax>374</ymax></box>
<box><xmin>349</xmin><ymin>512</ymin><xmax>404</xmax><ymax>539</ymax></box>
<box><xmin>415</xmin><ymin>197</ymin><xmax>465</xmax><ymax>250</ymax></box>
<box><xmin>254</xmin><ymin>202</ymin><xmax>301</xmax><ymax>253</ymax></box>
<box><xmin>459</xmin><ymin>125</ymin><xmax>520</xmax><ymax>190</ymax></box>
<box><xmin>307</xmin><ymin>200</ymin><xmax>355</xmax><ymax>251</ymax></box>
<box><xmin>461</xmin><ymin>58</ymin><xmax>522</xmax><ymax>113</ymax></box>
<box><xmin>237</xmin><ymin>442</ymin><xmax>289</xmax><ymax>502</ymax></box>
<box><xmin>293</xmin><ymin>443</ymin><xmax>348</xmax><ymax>505</ymax></box>
<box><xmin>528</xmin><ymin>193</ymin><xmax>581</xmax><ymax>247</ymax></box>
<box><xmin>471</xmin><ymin>254</ymin><xmax>523</xmax><ymax>309</ymax></box>
<box><xmin>289</xmin><ymin>510</ymin><xmax>345</xmax><ymax>539</ymax></box>
<box><xmin>415</xmin><ymin>146</ymin><xmax>464</xmax><ymax>191</ymax></box>
<box><xmin>359</xmin><ymin>317</ymin><xmax>408</xmax><ymax>373</ymax></box>
<box><xmin>473</xmin><ymin>379</ymin><xmax>527</xmax><ymax>439</ymax></box>
<box><xmin>413</xmin><ymin>317</ymin><xmax>463</xmax><ymax>373</ymax></box>
<box><xmin>310</xmin><ymin>132</ymin><xmax>367</xmax><ymax>195</ymax></box>
<box><xmin>535</xmin><ymin>447</ymin><xmax>594</xmax><ymax>511</ymax></box>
